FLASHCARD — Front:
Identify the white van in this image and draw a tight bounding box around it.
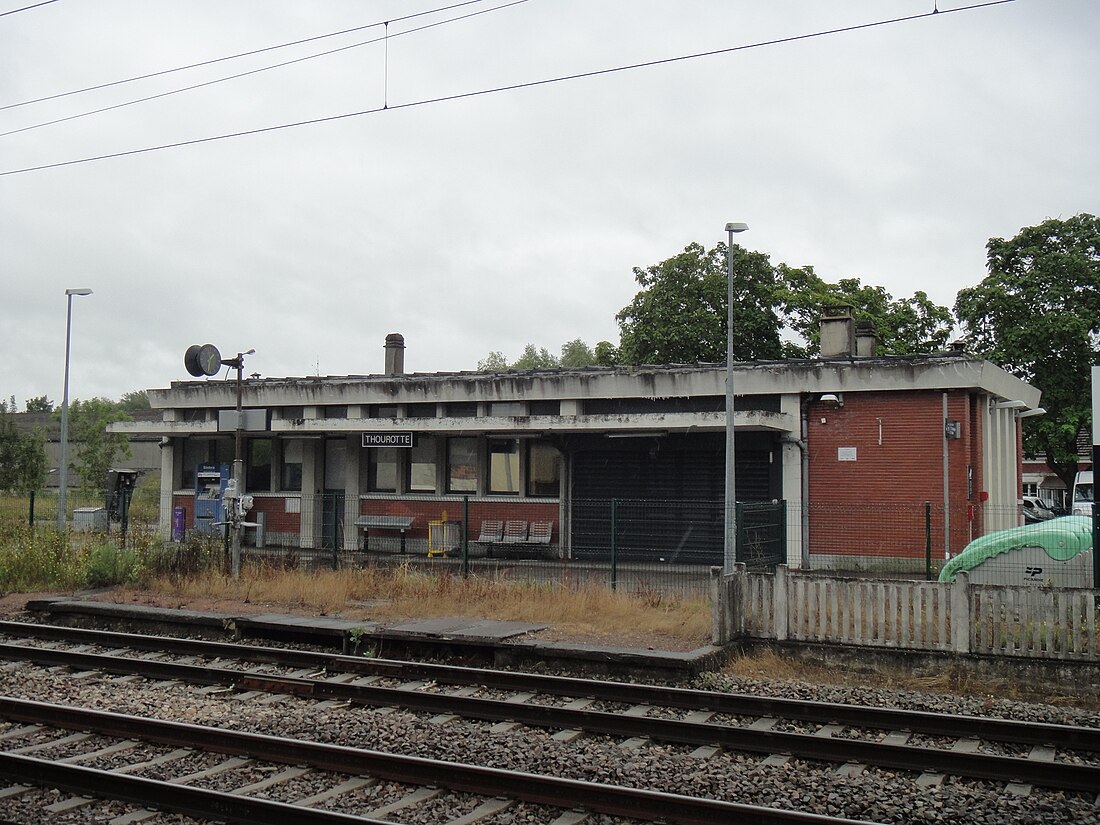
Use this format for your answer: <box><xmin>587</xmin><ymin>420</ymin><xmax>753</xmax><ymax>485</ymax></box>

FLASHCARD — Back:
<box><xmin>1072</xmin><ymin>470</ymin><xmax>1093</xmax><ymax>516</ymax></box>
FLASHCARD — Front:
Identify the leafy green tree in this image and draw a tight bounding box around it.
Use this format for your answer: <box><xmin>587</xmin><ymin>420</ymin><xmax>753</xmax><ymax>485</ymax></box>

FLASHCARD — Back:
<box><xmin>118</xmin><ymin>390</ymin><xmax>150</xmax><ymax>413</ymax></box>
<box><xmin>560</xmin><ymin>339</ymin><xmax>596</xmax><ymax>368</ymax></box>
<box><xmin>25</xmin><ymin>396</ymin><xmax>53</xmax><ymax>413</ymax></box>
<box><xmin>616</xmin><ymin>242</ymin><xmax>782</xmax><ymax>365</ymax></box>
<box><xmin>594</xmin><ymin>341</ymin><xmax>618</xmax><ymax>366</ymax></box>
<box><xmin>776</xmin><ymin>265</ymin><xmax>953</xmax><ymax>357</ymax></box>
<box><xmin>0</xmin><ymin>408</ymin><xmax>48</xmax><ymax>494</ymax></box>
<box><xmin>954</xmin><ymin>213</ymin><xmax>1100</xmax><ymax>489</ymax></box>
<box><xmin>477</xmin><ymin>351</ymin><xmax>509</xmax><ymax>371</ymax></box>
<box><xmin>512</xmin><ymin>344</ymin><xmax>559</xmax><ymax>369</ymax></box>
<box><xmin>59</xmin><ymin>398</ymin><xmax>133</xmax><ymax>494</ymax></box>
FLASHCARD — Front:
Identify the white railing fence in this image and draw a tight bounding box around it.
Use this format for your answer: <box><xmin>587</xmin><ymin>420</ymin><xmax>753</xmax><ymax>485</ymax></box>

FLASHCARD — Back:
<box><xmin>711</xmin><ymin>565</ymin><xmax>1100</xmax><ymax>661</ymax></box>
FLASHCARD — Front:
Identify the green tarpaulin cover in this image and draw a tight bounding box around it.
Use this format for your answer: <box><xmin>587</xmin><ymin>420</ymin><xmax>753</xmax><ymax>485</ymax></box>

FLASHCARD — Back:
<box><xmin>938</xmin><ymin>516</ymin><xmax>1093</xmax><ymax>583</ymax></box>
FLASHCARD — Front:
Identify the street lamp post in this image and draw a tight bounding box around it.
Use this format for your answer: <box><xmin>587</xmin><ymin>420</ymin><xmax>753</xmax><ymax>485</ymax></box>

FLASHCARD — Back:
<box><xmin>58</xmin><ymin>287</ymin><xmax>93</xmax><ymax>530</ymax></box>
<box><xmin>724</xmin><ymin>222</ymin><xmax>749</xmax><ymax>574</ymax></box>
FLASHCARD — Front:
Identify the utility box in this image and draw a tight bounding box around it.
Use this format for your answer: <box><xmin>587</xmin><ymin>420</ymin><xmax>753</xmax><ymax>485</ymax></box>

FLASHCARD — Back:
<box><xmin>194</xmin><ymin>463</ymin><xmax>230</xmax><ymax>534</ymax></box>
<box><xmin>105</xmin><ymin>469</ymin><xmax>140</xmax><ymax>531</ymax></box>
<box><xmin>73</xmin><ymin>507</ymin><xmax>108</xmax><ymax>532</ymax></box>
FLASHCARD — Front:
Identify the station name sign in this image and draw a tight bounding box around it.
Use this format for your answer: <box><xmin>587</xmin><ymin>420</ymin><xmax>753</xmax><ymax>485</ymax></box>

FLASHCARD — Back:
<box><xmin>362</xmin><ymin>432</ymin><xmax>415</xmax><ymax>448</ymax></box>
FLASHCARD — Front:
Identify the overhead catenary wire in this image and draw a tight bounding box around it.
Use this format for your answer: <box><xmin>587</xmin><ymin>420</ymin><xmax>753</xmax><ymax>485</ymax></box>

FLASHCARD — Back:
<box><xmin>0</xmin><ymin>0</ymin><xmax>1018</xmax><ymax>178</ymax></box>
<box><xmin>0</xmin><ymin>0</ymin><xmax>530</xmax><ymax>139</ymax></box>
<box><xmin>0</xmin><ymin>0</ymin><xmax>60</xmax><ymax>18</ymax></box>
<box><xmin>0</xmin><ymin>0</ymin><xmax>506</xmax><ymax>111</ymax></box>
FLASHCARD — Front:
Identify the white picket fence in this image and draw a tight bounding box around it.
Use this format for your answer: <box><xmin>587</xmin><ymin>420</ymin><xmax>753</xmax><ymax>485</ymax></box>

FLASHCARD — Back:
<box><xmin>712</xmin><ymin>565</ymin><xmax>1100</xmax><ymax>660</ymax></box>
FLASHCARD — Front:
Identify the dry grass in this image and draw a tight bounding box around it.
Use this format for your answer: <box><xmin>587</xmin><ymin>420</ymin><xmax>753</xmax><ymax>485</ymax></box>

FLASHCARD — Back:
<box><xmin>109</xmin><ymin>561</ymin><xmax>711</xmax><ymax>648</ymax></box>
<box><xmin>724</xmin><ymin>648</ymin><xmax>1100</xmax><ymax>708</ymax></box>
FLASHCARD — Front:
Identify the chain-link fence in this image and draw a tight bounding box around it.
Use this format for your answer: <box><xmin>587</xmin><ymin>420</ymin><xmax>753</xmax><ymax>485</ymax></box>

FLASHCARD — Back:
<box><xmin>3</xmin><ymin>491</ymin><xmax>1096</xmax><ymax>593</ymax></box>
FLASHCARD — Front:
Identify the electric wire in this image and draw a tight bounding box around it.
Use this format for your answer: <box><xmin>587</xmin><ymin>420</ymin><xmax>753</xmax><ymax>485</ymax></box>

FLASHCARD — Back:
<box><xmin>0</xmin><ymin>0</ymin><xmax>529</xmax><ymax>139</ymax></box>
<box><xmin>0</xmin><ymin>0</ymin><xmax>60</xmax><ymax>18</ymax></box>
<box><xmin>0</xmin><ymin>0</ymin><xmax>503</xmax><ymax>111</ymax></box>
<box><xmin>0</xmin><ymin>0</ymin><xmax>1018</xmax><ymax>178</ymax></box>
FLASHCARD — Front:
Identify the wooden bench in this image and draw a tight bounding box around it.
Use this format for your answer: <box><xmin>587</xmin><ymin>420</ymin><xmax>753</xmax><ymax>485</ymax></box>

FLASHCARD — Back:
<box><xmin>355</xmin><ymin>515</ymin><xmax>414</xmax><ymax>554</ymax></box>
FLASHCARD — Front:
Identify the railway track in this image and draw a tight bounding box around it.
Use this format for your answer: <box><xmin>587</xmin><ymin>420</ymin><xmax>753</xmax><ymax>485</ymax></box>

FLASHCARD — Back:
<box><xmin>0</xmin><ymin>696</ymin><xmax>858</xmax><ymax>825</ymax></box>
<box><xmin>0</xmin><ymin>621</ymin><xmax>1097</xmax><ymax>794</ymax></box>
<box><xmin>0</xmin><ymin>620</ymin><xmax>1097</xmax><ymax>822</ymax></box>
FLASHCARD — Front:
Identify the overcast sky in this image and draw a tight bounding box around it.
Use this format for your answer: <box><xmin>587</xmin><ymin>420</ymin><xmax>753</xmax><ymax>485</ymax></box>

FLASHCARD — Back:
<box><xmin>2</xmin><ymin>0</ymin><xmax>1097</xmax><ymax>409</ymax></box>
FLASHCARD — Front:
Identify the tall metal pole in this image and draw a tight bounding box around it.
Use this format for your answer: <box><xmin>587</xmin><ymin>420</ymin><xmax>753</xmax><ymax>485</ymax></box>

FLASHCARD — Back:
<box><xmin>58</xmin><ymin>288</ymin><xmax>92</xmax><ymax>530</ymax></box>
<box><xmin>231</xmin><ymin>354</ymin><xmax>244</xmax><ymax>579</ymax></box>
<box><xmin>723</xmin><ymin>223</ymin><xmax>748</xmax><ymax>574</ymax></box>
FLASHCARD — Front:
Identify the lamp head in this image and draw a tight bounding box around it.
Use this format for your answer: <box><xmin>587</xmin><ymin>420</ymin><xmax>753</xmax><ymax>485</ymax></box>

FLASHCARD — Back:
<box><xmin>65</xmin><ymin>288</ymin><xmax>93</xmax><ymax>296</ymax></box>
<box><xmin>725</xmin><ymin>222</ymin><xmax>749</xmax><ymax>233</ymax></box>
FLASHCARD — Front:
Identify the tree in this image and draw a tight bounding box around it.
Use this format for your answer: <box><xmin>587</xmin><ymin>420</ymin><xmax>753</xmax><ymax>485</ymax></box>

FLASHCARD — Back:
<box><xmin>477</xmin><ymin>351</ymin><xmax>509</xmax><ymax>372</ymax></box>
<box><xmin>25</xmin><ymin>396</ymin><xmax>53</xmax><ymax>413</ymax></box>
<box><xmin>512</xmin><ymin>344</ymin><xmax>559</xmax><ymax>369</ymax></box>
<box><xmin>118</xmin><ymin>390</ymin><xmax>150</xmax><ymax>413</ymax></box>
<box><xmin>560</xmin><ymin>339</ymin><xmax>596</xmax><ymax>368</ymax></box>
<box><xmin>954</xmin><ymin>213</ymin><xmax>1100</xmax><ymax>490</ymax></box>
<box><xmin>60</xmin><ymin>398</ymin><xmax>133</xmax><ymax>494</ymax></box>
<box><xmin>616</xmin><ymin>242</ymin><xmax>782</xmax><ymax>365</ymax></box>
<box><xmin>0</xmin><ymin>408</ymin><xmax>47</xmax><ymax>494</ymax></box>
<box><xmin>775</xmin><ymin>265</ymin><xmax>953</xmax><ymax>357</ymax></box>
<box><xmin>594</xmin><ymin>341</ymin><xmax>618</xmax><ymax>366</ymax></box>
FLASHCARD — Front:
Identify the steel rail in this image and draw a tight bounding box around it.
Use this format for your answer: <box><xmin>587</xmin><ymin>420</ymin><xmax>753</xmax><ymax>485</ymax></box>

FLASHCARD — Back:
<box><xmin>1</xmin><ymin>642</ymin><xmax>1097</xmax><ymax>792</ymax></box>
<box><xmin>0</xmin><ymin>752</ymin><xmax>382</xmax><ymax>824</ymax></box>
<box><xmin>0</xmin><ymin>697</ymin><xmax>875</xmax><ymax>825</ymax></box>
<box><xmin>2</xmin><ymin>620</ymin><xmax>1096</xmax><ymax>752</ymax></box>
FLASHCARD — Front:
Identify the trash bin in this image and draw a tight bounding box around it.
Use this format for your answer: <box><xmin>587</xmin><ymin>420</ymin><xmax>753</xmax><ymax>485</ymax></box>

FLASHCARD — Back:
<box><xmin>172</xmin><ymin>506</ymin><xmax>186</xmax><ymax>542</ymax></box>
<box><xmin>73</xmin><ymin>507</ymin><xmax>108</xmax><ymax>532</ymax></box>
<box><xmin>428</xmin><ymin>519</ymin><xmax>461</xmax><ymax>557</ymax></box>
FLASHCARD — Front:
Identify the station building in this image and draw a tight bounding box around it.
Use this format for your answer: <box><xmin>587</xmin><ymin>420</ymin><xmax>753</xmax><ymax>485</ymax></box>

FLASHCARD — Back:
<box><xmin>112</xmin><ymin>318</ymin><xmax>1040</xmax><ymax>572</ymax></box>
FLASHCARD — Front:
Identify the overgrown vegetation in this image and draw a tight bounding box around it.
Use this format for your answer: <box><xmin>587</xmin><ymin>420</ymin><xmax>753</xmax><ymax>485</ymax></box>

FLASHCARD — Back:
<box><xmin>0</xmin><ymin>520</ymin><xmax>708</xmax><ymax>643</ymax></box>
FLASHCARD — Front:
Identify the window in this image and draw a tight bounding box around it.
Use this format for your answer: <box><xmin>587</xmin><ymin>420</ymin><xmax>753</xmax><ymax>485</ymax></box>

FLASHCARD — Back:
<box><xmin>182</xmin><ymin>439</ymin><xmax>210</xmax><ymax>489</ymax></box>
<box><xmin>489</xmin><ymin>402</ymin><xmax>524</xmax><ymax>417</ymax></box>
<box><xmin>367</xmin><ymin>447</ymin><xmax>398</xmax><ymax>492</ymax></box>
<box><xmin>280</xmin><ymin>406</ymin><xmax>304</xmax><ymax>420</ymax></box>
<box><xmin>247</xmin><ymin>439</ymin><xmax>272</xmax><ymax>491</ymax></box>
<box><xmin>408</xmin><ymin>437</ymin><xmax>437</xmax><ymax>492</ymax></box>
<box><xmin>529</xmin><ymin>400</ymin><xmax>560</xmax><ymax>416</ymax></box>
<box><xmin>489</xmin><ymin>439</ymin><xmax>520</xmax><ymax>494</ymax></box>
<box><xmin>370</xmin><ymin>405</ymin><xmax>400</xmax><ymax>419</ymax></box>
<box><xmin>527</xmin><ymin>441</ymin><xmax>561</xmax><ymax>497</ymax></box>
<box><xmin>447</xmin><ymin>438</ymin><xmax>478</xmax><ymax>493</ymax></box>
<box><xmin>445</xmin><ymin>402</ymin><xmax>478</xmax><ymax>418</ymax></box>
<box><xmin>405</xmin><ymin>403</ymin><xmax>437</xmax><ymax>418</ymax></box>
<box><xmin>281</xmin><ymin>440</ymin><xmax>303</xmax><ymax>492</ymax></box>
<box><xmin>324</xmin><ymin>405</ymin><xmax>348</xmax><ymax>419</ymax></box>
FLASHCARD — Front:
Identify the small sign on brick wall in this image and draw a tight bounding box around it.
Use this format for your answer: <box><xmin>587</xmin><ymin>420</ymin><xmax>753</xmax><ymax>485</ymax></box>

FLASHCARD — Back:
<box><xmin>837</xmin><ymin>447</ymin><xmax>857</xmax><ymax>461</ymax></box>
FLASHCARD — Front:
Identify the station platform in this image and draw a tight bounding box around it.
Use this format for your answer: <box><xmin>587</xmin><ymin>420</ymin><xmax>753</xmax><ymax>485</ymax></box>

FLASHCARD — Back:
<box><xmin>22</xmin><ymin>597</ymin><xmax>727</xmax><ymax>679</ymax></box>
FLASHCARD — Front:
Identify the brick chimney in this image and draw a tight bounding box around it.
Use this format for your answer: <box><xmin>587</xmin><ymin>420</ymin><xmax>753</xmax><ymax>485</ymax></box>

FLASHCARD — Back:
<box><xmin>384</xmin><ymin>333</ymin><xmax>405</xmax><ymax>375</ymax></box>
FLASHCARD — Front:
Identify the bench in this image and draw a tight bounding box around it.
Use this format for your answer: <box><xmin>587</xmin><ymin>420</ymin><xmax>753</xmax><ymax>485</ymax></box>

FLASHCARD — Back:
<box><xmin>477</xmin><ymin>520</ymin><xmax>554</xmax><ymax>557</ymax></box>
<box><xmin>355</xmin><ymin>515</ymin><xmax>414</xmax><ymax>554</ymax></box>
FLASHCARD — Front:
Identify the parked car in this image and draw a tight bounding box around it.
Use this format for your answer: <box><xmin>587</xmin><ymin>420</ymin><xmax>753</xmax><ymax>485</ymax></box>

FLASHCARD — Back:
<box><xmin>1021</xmin><ymin>495</ymin><xmax>1056</xmax><ymax>523</ymax></box>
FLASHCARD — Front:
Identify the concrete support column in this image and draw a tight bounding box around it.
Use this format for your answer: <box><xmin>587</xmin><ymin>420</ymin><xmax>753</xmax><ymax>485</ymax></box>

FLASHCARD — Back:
<box><xmin>299</xmin><ymin>439</ymin><xmax>323</xmax><ymax>549</ymax></box>
<box><xmin>343</xmin><ymin>434</ymin><xmax>361</xmax><ymax>552</ymax></box>
<box><xmin>158</xmin><ymin>439</ymin><xmax>178</xmax><ymax>539</ymax></box>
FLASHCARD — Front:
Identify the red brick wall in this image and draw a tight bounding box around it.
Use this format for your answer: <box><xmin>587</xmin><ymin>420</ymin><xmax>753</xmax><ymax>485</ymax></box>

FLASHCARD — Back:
<box><xmin>172</xmin><ymin>493</ymin><xmax>301</xmax><ymax>533</ymax></box>
<box><xmin>807</xmin><ymin>390</ymin><xmax>987</xmax><ymax>559</ymax></box>
<box><xmin>250</xmin><ymin>495</ymin><xmax>301</xmax><ymax>534</ymax></box>
<box><xmin>360</xmin><ymin>498</ymin><xmax>560</xmax><ymax>543</ymax></box>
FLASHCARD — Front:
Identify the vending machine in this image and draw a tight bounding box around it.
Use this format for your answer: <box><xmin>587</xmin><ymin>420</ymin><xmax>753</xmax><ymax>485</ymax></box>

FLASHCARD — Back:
<box><xmin>194</xmin><ymin>463</ymin><xmax>230</xmax><ymax>534</ymax></box>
